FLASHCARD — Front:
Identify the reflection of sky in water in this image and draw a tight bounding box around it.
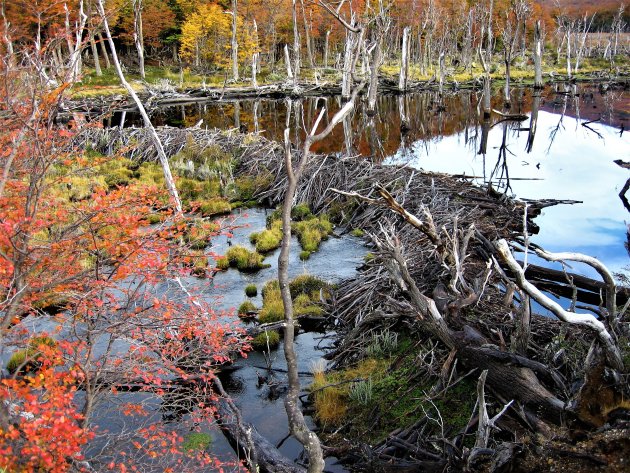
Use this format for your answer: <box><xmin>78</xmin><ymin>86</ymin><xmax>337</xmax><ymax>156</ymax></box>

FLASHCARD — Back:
<box><xmin>387</xmin><ymin>110</ymin><xmax>630</xmax><ymax>278</ymax></box>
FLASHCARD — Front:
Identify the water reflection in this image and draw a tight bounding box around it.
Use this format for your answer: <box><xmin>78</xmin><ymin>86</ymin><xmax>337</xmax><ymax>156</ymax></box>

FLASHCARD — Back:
<box><xmin>117</xmin><ymin>85</ymin><xmax>630</xmax><ymax>276</ymax></box>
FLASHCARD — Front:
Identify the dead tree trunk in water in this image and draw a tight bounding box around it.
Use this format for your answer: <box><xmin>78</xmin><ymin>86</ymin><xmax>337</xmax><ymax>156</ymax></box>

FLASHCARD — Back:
<box><xmin>278</xmin><ymin>83</ymin><xmax>364</xmax><ymax>472</ymax></box>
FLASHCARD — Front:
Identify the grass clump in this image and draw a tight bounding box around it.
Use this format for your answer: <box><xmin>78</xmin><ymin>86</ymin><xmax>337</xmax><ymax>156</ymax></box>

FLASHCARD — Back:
<box><xmin>6</xmin><ymin>336</ymin><xmax>57</xmax><ymax>375</ymax></box>
<box><xmin>245</xmin><ymin>284</ymin><xmax>258</xmax><ymax>297</ymax></box>
<box><xmin>293</xmin><ymin>214</ymin><xmax>333</xmax><ymax>253</ymax></box>
<box><xmin>258</xmin><ymin>275</ymin><xmax>328</xmax><ymax>323</ymax></box>
<box><xmin>238</xmin><ymin>300</ymin><xmax>257</xmax><ymax>316</ymax></box>
<box><xmin>350</xmin><ymin>228</ymin><xmax>365</xmax><ymax>237</ymax></box>
<box><xmin>182</xmin><ymin>432</ymin><xmax>212</xmax><ymax>452</ymax></box>
<box><xmin>184</xmin><ymin>219</ymin><xmax>219</xmax><ymax>250</ymax></box>
<box><xmin>183</xmin><ymin>250</ymin><xmax>208</xmax><ymax>277</ymax></box>
<box><xmin>249</xmin><ymin>219</ymin><xmax>283</xmax><ymax>253</ymax></box>
<box><xmin>251</xmin><ymin>330</ymin><xmax>281</xmax><ymax>351</ymax></box>
<box><xmin>197</xmin><ymin>197</ymin><xmax>231</xmax><ymax>217</ymax></box>
<box><xmin>219</xmin><ymin>245</ymin><xmax>270</xmax><ymax>272</ymax></box>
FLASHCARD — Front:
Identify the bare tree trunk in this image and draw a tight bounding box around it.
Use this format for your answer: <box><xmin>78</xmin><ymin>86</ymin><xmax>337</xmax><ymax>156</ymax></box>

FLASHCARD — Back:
<box><xmin>341</xmin><ymin>27</ymin><xmax>356</xmax><ymax>99</ymax></box>
<box><xmin>279</xmin><ymin>84</ymin><xmax>364</xmax><ymax>473</ymax></box>
<box><xmin>323</xmin><ymin>30</ymin><xmax>330</xmax><ymax>68</ymax></box>
<box><xmin>97</xmin><ymin>32</ymin><xmax>111</xmax><ymax>69</ymax></box>
<box><xmin>132</xmin><ymin>0</ymin><xmax>145</xmax><ymax>79</ymax></box>
<box><xmin>300</xmin><ymin>0</ymin><xmax>315</xmax><ymax>69</ymax></box>
<box><xmin>251</xmin><ymin>53</ymin><xmax>258</xmax><ymax>87</ymax></box>
<box><xmin>97</xmin><ymin>0</ymin><xmax>181</xmax><ymax>214</ymax></box>
<box><xmin>284</xmin><ymin>44</ymin><xmax>294</xmax><ymax>79</ymax></box>
<box><xmin>367</xmin><ymin>34</ymin><xmax>382</xmax><ymax>114</ymax></box>
<box><xmin>89</xmin><ymin>35</ymin><xmax>102</xmax><ymax>76</ymax></box>
<box><xmin>566</xmin><ymin>30</ymin><xmax>572</xmax><ymax>78</ymax></box>
<box><xmin>292</xmin><ymin>0</ymin><xmax>301</xmax><ymax>84</ymax></box>
<box><xmin>399</xmin><ymin>26</ymin><xmax>410</xmax><ymax>91</ymax></box>
<box><xmin>534</xmin><ymin>21</ymin><xmax>543</xmax><ymax>89</ymax></box>
<box><xmin>231</xmin><ymin>0</ymin><xmax>239</xmax><ymax>81</ymax></box>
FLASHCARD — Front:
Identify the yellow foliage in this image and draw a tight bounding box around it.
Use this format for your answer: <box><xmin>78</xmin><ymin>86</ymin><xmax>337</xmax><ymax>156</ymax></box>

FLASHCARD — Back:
<box><xmin>180</xmin><ymin>3</ymin><xmax>257</xmax><ymax>71</ymax></box>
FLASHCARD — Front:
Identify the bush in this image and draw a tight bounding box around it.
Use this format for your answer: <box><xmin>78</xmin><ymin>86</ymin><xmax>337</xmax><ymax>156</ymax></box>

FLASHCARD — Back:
<box><xmin>251</xmin><ymin>330</ymin><xmax>281</xmax><ymax>351</ymax></box>
<box><xmin>245</xmin><ymin>284</ymin><xmax>258</xmax><ymax>297</ymax></box>
<box><xmin>238</xmin><ymin>300</ymin><xmax>257</xmax><ymax>315</ymax></box>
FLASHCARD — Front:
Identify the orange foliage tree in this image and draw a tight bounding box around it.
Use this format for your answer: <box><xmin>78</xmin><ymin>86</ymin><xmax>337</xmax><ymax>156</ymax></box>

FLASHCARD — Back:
<box><xmin>0</xmin><ymin>6</ymin><xmax>247</xmax><ymax>471</ymax></box>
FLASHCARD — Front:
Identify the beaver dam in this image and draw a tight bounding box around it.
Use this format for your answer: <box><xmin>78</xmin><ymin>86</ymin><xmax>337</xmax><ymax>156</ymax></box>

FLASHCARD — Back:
<box><xmin>76</xmin><ymin>123</ymin><xmax>630</xmax><ymax>472</ymax></box>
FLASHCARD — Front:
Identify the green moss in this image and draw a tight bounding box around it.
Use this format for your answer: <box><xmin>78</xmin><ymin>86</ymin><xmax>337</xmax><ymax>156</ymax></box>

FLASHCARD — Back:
<box><xmin>182</xmin><ymin>432</ymin><xmax>212</xmax><ymax>452</ymax></box>
<box><xmin>104</xmin><ymin>168</ymin><xmax>134</xmax><ymax>188</ymax></box>
<box><xmin>350</xmin><ymin>228</ymin><xmax>365</xmax><ymax>237</ymax></box>
<box><xmin>145</xmin><ymin>213</ymin><xmax>164</xmax><ymax>224</ymax></box>
<box><xmin>238</xmin><ymin>300</ymin><xmax>257</xmax><ymax>315</ymax></box>
<box><xmin>245</xmin><ymin>284</ymin><xmax>258</xmax><ymax>297</ymax></box>
<box><xmin>251</xmin><ymin>330</ymin><xmax>281</xmax><ymax>351</ymax></box>
<box><xmin>233</xmin><ymin>172</ymin><xmax>273</xmax><ymax>202</ymax></box>
<box><xmin>299</xmin><ymin>250</ymin><xmax>311</xmax><ymax>261</ymax></box>
<box><xmin>215</xmin><ymin>256</ymin><xmax>229</xmax><ymax>270</ymax></box>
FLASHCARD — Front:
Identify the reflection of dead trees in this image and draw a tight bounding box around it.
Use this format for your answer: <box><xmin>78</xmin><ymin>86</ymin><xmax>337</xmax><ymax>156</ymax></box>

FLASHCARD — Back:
<box><xmin>526</xmin><ymin>92</ymin><xmax>540</xmax><ymax>152</ymax></box>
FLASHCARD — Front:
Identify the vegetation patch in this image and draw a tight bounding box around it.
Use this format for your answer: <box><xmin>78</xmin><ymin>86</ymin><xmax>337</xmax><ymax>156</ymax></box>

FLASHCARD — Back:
<box><xmin>257</xmin><ymin>275</ymin><xmax>328</xmax><ymax>323</ymax></box>
<box><xmin>245</xmin><ymin>284</ymin><xmax>258</xmax><ymax>297</ymax></box>
<box><xmin>251</xmin><ymin>330</ymin><xmax>281</xmax><ymax>351</ymax></box>
<box><xmin>6</xmin><ymin>336</ymin><xmax>57</xmax><ymax>375</ymax></box>
<box><xmin>182</xmin><ymin>432</ymin><xmax>212</xmax><ymax>452</ymax></box>
<box><xmin>216</xmin><ymin>245</ymin><xmax>269</xmax><ymax>272</ymax></box>
<box><xmin>249</xmin><ymin>218</ymin><xmax>283</xmax><ymax>253</ymax></box>
<box><xmin>183</xmin><ymin>218</ymin><xmax>219</xmax><ymax>250</ymax></box>
<box><xmin>183</xmin><ymin>250</ymin><xmax>208</xmax><ymax>277</ymax></box>
<box><xmin>238</xmin><ymin>300</ymin><xmax>257</xmax><ymax>316</ymax></box>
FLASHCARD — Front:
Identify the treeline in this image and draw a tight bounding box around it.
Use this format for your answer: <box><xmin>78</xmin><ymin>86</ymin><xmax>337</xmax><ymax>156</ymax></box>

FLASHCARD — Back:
<box><xmin>1</xmin><ymin>0</ymin><xmax>628</xmax><ymax>82</ymax></box>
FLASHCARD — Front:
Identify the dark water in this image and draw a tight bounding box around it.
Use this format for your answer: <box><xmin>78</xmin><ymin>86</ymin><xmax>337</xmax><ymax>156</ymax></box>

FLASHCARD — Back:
<box><xmin>121</xmin><ymin>84</ymin><xmax>630</xmax><ymax>279</ymax></box>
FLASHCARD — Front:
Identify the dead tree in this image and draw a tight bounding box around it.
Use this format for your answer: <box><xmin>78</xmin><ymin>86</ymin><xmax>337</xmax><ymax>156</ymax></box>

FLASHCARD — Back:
<box><xmin>132</xmin><ymin>0</ymin><xmax>145</xmax><ymax>80</ymax></box>
<box><xmin>278</xmin><ymin>82</ymin><xmax>364</xmax><ymax>472</ymax></box>
<box><xmin>399</xmin><ymin>26</ymin><xmax>411</xmax><ymax>91</ymax></box>
<box><xmin>533</xmin><ymin>20</ymin><xmax>543</xmax><ymax>89</ymax></box>
<box><xmin>231</xmin><ymin>0</ymin><xmax>239</xmax><ymax>81</ymax></box>
<box><xmin>96</xmin><ymin>0</ymin><xmax>181</xmax><ymax>214</ymax></box>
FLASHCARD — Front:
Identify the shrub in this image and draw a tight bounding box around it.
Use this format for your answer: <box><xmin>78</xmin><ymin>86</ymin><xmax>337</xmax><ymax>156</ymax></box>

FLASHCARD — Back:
<box><xmin>251</xmin><ymin>330</ymin><xmax>280</xmax><ymax>351</ymax></box>
<box><xmin>238</xmin><ymin>300</ymin><xmax>257</xmax><ymax>315</ymax></box>
<box><xmin>245</xmin><ymin>284</ymin><xmax>258</xmax><ymax>297</ymax></box>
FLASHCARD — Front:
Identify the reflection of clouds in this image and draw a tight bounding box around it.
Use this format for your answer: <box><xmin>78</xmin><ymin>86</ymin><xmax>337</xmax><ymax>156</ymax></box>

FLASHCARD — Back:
<box><xmin>385</xmin><ymin>111</ymin><xmax>630</xmax><ymax>275</ymax></box>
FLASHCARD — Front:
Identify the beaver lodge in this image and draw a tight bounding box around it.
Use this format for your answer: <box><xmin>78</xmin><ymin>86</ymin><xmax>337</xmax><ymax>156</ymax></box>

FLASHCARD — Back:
<box><xmin>77</xmin><ymin>125</ymin><xmax>630</xmax><ymax>473</ymax></box>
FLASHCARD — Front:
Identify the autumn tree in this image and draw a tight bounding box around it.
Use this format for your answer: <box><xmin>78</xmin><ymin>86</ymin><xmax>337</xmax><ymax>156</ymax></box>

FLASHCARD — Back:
<box><xmin>179</xmin><ymin>2</ymin><xmax>255</xmax><ymax>72</ymax></box>
<box><xmin>0</xmin><ymin>4</ymin><xmax>247</xmax><ymax>470</ymax></box>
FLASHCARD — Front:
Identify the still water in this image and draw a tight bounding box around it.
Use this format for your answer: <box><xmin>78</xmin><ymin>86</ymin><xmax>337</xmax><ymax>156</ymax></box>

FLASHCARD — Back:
<box><xmin>127</xmin><ymin>84</ymin><xmax>630</xmax><ymax>278</ymax></box>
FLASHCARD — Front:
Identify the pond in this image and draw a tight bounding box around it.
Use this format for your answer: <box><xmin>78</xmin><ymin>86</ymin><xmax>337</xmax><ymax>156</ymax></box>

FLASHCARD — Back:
<box><xmin>122</xmin><ymin>83</ymin><xmax>630</xmax><ymax>280</ymax></box>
